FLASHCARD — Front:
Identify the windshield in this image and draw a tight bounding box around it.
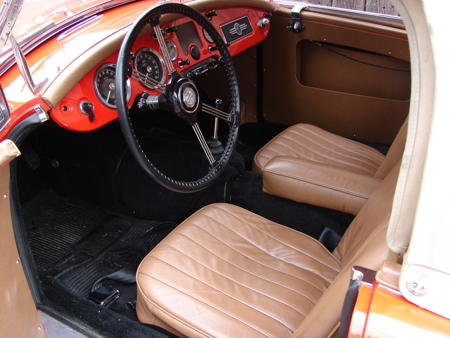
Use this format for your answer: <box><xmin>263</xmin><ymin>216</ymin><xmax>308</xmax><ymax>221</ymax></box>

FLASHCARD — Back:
<box><xmin>12</xmin><ymin>0</ymin><xmax>109</xmax><ymax>44</ymax></box>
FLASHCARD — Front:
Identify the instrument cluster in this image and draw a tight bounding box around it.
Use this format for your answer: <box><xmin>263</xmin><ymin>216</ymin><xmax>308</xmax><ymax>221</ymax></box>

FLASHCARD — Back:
<box><xmin>53</xmin><ymin>6</ymin><xmax>271</xmax><ymax>131</ymax></box>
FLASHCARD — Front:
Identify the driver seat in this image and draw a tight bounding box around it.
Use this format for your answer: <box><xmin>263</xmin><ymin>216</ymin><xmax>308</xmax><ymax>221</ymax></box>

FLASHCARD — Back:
<box><xmin>136</xmin><ymin>163</ymin><xmax>400</xmax><ymax>337</ymax></box>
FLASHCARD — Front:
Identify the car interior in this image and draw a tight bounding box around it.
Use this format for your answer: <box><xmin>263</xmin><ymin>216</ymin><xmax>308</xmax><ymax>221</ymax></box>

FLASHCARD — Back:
<box><xmin>9</xmin><ymin>1</ymin><xmax>411</xmax><ymax>336</ymax></box>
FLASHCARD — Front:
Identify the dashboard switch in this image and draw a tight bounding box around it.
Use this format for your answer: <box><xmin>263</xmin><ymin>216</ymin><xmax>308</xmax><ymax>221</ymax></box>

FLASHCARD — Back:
<box><xmin>178</xmin><ymin>59</ymin><xmax>190</xmax><ymax>67</ymax></box>
<box><xmin>80</xmin><ymin>100</ymin><xmax>95</xmax><ymax>122</ymax></box>
<box><xmin>257</xmin><ymin>17</ymin><xmax>270</xmax><ymax>28</ymax></box>
<box><xmin>190</xmin><ymin>45</ymin><xmax>201</xmax><ymax>60</ymax></box>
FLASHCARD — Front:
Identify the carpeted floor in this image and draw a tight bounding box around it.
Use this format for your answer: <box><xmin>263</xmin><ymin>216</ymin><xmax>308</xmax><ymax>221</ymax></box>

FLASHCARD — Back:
<box><xmin>24</xmin><ymin>190</ymin><xmax>176</xmax><ymax>321</ymax></box>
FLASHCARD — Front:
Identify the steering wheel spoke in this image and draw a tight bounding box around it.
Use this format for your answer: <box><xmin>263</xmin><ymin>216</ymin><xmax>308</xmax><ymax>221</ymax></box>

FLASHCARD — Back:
<box><xmin>132</xmin><ymin>69</ymin><xmax>165</xmax><ymax>92</ymax></box>
<box><xmin>116</xmin><ymin>3</ymin><xmax>239</xmax><ymax>192</ymax></box>
<box><xmin>192</xmin><ymin>122</ymin><xmax>216</xmax><ymax>165</ymax></box>
<box><xmin>201</xmin><ymin>103</ymin><xmax>231</xmax><ymax>122</ymax></box>
<box><xmin>153</xmin><ymin>24</ymin><xmax>175</xmax><ymax>74</ymax></box>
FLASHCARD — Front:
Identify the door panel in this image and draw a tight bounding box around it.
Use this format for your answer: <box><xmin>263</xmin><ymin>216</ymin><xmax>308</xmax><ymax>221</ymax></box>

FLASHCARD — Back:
<box><xmin>263</xmin><ymin>8</ymin><xmax>410</xmax><ymax>144</ymax></box>
<box><xmin>0</xmin><ymin>165</ymin><xmax>43</xmax><ymax>337</ymax></box>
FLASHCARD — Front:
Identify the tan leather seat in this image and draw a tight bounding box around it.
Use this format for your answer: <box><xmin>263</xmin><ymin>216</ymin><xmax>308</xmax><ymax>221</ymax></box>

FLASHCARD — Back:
<box><xmin>253</xmin><ymin>122</ymin><xmax>406</xmax><ymax>179</ymax></box>
<box><xmin>136</xmin><ymin>163</ymin><xmax>400</xmax><ymax>337</ymax></box>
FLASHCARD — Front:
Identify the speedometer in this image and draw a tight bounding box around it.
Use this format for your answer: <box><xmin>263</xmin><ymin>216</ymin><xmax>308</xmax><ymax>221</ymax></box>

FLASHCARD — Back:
<box><xmin>134</xmin><ymin>48</ymin><xmax>165</xmax><ymax>89</ymax></box>
<box><xmin>94</xmin><ymin>63</ymin><xmax>131</xmax><ymax>108</ymax></box>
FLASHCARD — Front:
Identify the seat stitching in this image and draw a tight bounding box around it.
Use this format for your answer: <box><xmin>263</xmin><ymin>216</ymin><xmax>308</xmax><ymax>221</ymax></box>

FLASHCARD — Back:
<box><xmin>194</xmin><ymin>215</ymin><xmax>335</xmax><ymax>283</ymax></box>
<box><xmin>184</xmin><ymin>223</ymin><xmax>326</xmax><ymax>293</ymax></box>
<box><xmin>198</xmin><ymin>213</ymin><xmax>337</xmax><ymax>281</ymax></box>
<box><xmin>223</xmin><ymin>207</ymin><xmax>342</xmax><ymax>271</ymax></box>
<box><xmin>148</xmin><ymin>256</ymin><xmax>294</xmax><ymax>333</ymax></box>
<box><xmin>164</xmin><ymin>242</ymin><xmax>308</xmax><ymax>318</ymax></box>
<box><xmin>138</xmin><ymin>272</ymin><xmax>271</xmax><ymax>336</ymax></box>
<box><xmin>263</xmin><ymin>167</ymin><xmax>372</xmax><ymax>199</ymax></box>
<box><xmin>297</xmin><ymin>125</ymin><xmax>384</xmax><ymax>162</ymax></box>
<box><xmin>295</xmin><ymin>125</ymin><xmax>383</xmax><ymax>162</ymax></box>
<box><xmin>278</xmin><ymin>128</ymin><xmax>380</xmax><ymax>169</ymax></box>
<box><xmin>278</xmin><ymin>136</ymin><xmax>377</xmax><ymax>175</ymax></box>
<box><xmin>136</xmin><ymin>281</ymin><xmax>210</xmax><ymax>337</ymax></box>
<box><xmin>277</xmin><ymin>137</ymin><xmax>376</xmax><ymax>176</ymax></box>
<box><xmin>209</xmin><ymin>208</ymin><xmax>340</xmax><ymax>275</ymax></box>
<box><xmin>213</xmin><ymin>204</ymin><xmax>342</xmax><ymax>266</ymax></box>
<box><xmin>269</xmin><ymin>138</ymin><xmax>369</xmax><ymax>173</ymax></box>
<box><xmin>191</xmin><ymin>214</ymin><xmax>336</xmax><ymax>284</ymax></box>
<box><xmin>175</xmin><ymin>232</ymin><xmax>318</xmax><ymax>304</ymax></box>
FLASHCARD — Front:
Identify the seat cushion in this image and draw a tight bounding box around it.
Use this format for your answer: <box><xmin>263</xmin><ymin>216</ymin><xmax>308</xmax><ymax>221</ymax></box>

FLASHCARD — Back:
<box><xmin>253</xmin><ymin>123</ymin><xmax>385</xmax><ymax>176</ymax></box>
<box><xmin>136</xmin><ymin>203</ymin><xmax>341</xmax><ymax>337</ymax></box>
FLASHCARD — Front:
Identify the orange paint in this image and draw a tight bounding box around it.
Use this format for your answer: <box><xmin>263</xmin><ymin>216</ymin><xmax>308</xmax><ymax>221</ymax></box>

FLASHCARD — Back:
<box><xmin>0</xmin><ymin>2</ymin><xmax>269</xmax><ymax>136</ymax></box>
<box><xmin>349</xmin><ymin>282</ymin><xmax>450</xmax><ymax>338</ymax></box>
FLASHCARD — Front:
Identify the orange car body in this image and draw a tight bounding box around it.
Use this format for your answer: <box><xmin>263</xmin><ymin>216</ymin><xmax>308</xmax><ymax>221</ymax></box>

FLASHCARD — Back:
<box><xmin>349</xmin><ymin>281</ymin><xmax>450</xmax><ymax>337</ymax></box>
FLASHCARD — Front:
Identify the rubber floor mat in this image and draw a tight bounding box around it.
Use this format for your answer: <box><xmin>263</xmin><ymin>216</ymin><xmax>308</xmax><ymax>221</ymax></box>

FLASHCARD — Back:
<box><xmin>24</xmin><ymin>191</ymin><xmax>110</xmax><ymax>268</ymax></box>
<box><xmin>23</xmin><ymin>190</ymin><xmax>176</xmax><ymax>319</ymax></box>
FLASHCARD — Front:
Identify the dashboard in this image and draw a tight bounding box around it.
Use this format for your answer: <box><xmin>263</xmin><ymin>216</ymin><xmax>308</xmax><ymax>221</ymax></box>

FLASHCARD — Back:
<box><xmin>51</xmin><ymin>6</ymin><xmax>271</xmax><ymax>132</ymax></box>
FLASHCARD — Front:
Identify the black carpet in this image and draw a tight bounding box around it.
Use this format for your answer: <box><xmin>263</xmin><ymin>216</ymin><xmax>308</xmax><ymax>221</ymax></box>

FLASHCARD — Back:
<box><xmin>23</xmin><ymin>190</ymin><xmax>176</xmax><ymax>325</ymax></box>
<box><xmin>230</xmin><ymin>171</ymin><xmax>354</xmax><ymax>240</ymax></box>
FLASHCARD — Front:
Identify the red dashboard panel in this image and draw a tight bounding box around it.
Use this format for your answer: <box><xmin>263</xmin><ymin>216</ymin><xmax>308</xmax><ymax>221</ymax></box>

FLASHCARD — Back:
<box><xmin>51</xmin><ymin>7</ymin><xmax>270</xmax><ymax>132</ymax></box>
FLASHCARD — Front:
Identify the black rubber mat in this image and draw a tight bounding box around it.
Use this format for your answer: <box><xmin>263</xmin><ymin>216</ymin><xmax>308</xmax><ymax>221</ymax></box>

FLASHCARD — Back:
<box><xmin>24</xmin><ymin>191</ymin><xmax>109</xmax><ymax>268</ymax></box>
<box><xmin>24</xmin><ymin>190</ymin><xmax>176</xmax><ymax>319</ymax></box>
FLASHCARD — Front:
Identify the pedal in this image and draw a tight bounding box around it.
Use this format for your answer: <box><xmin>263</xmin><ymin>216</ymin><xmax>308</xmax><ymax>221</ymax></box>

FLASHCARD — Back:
<box><xmin>88</xmin><ymin>284</ymin><xmax>120</xmax><ymax>307</ymax></box>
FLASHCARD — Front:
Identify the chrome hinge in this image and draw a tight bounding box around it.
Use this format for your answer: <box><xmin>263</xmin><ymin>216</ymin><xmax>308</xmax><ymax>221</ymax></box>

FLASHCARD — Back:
<box><xmin>34</xmin><ymin>104</ymin><xmax>49</xmax><ymax>122</ymax></box>
<box><xmin>287</xmin><ymin>3</ymin><xmax>309</xmax><ymax>33</ymax></box>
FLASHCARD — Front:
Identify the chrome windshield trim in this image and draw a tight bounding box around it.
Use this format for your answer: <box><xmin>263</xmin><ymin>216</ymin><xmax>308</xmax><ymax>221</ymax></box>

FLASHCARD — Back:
<box><xmin>0</xmin><ymin>0</ymin><xmax>24</xmax><ymax>49</ymax></box>
<box><xmin>0</xmin><ymin>0</ymin><xmax>140</xmax><ymax>77</ymax></box>
<box><xmin>275</xmin><ymin>0</ymin><xmax>404</xmax><ymax>30</ymax></box>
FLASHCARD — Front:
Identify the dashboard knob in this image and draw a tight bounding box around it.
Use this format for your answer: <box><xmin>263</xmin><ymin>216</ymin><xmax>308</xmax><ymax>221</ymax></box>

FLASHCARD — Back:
<box><xmin>257</xmin><ymin>17</ymin><xmax>270</xmax><ymax>28</ymax></box>
<box><xmin>189</xmin><ymin>45</ymin><xmax>200</xmax><ymax>60</ymax></box>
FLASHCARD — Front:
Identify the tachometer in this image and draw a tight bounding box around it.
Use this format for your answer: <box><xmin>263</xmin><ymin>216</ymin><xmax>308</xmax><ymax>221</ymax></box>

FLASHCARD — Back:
<box><xmin>134</xmin><ymin>48</ymin><xmax>165</xmax><ymax>89</ymax></box>
<box><xmin>94</xmin><ymin>63</ymin><xmax>130</xmax><ymax>108</ymax></box>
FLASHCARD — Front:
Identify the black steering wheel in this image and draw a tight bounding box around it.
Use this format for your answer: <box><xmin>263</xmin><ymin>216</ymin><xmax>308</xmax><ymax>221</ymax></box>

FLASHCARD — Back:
<box><xmin>115</xmin><ymin>3</ymin><xmax>240</xmax><ymax>193</ymax></box>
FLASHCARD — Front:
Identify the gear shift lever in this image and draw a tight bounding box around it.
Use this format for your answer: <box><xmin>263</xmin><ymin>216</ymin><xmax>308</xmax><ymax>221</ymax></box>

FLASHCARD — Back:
<box><xmin>207</xmin><ymin>98</ymin><xmax>225</xmax><ymax>155</ymax></box>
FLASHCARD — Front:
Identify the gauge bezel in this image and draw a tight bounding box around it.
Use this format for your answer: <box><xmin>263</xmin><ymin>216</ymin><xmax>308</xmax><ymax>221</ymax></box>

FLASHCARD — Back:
<box><xmin>202</xmin><ymin>27</ymin><xmax>214</xmax><ymax>43</ymax></box>
<box><xmin>165</xmin><ymin>40</ymin><xmax>178</xmax><ymax>61</ymax></box>
<box><xmin>134</xmin><ymin>48</ymin><xmax>166</xmax><ymax>89</ymax></box>
<box><xmin>94</xmin><ymin>63</ymin><xmax>131</xmax><ymax>109</ymax></box>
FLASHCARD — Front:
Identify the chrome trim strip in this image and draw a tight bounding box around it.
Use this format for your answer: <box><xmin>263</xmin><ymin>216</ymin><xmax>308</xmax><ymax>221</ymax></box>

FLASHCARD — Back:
<box><xmin>9</xmin><ymin>35</ymin><xmax>45</xmax><ymax>94</ymax></box>
<box><xmin>0</xmin><ymin>0</ymin><xmax>24</xmax><ymax>49</ymax></box>
<box><xmin>56</xmin><ymin>15</ymin><xmax>101</xmax><ymax>41</ymax></box>
<box><xmin>276</xmin><ymin>1</ymin><xmax>404</xmax><ymax>29</ymax></box>
<box><xmin>0</xmin><ymin>85</ymin><xmax>10</xmax><ymax>133</ymax></box>
<box><xmin>33</xmin><ymin>104</ymin><xmax>49</xmax><ymax>122</ymax></box>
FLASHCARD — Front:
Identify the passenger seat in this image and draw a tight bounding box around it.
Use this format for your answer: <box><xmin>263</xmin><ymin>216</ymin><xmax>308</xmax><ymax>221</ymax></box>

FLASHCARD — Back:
<box><xmin>253</xmin><ymin>121</ymin><xmax>407</xmax><ymax>215</ymax></box>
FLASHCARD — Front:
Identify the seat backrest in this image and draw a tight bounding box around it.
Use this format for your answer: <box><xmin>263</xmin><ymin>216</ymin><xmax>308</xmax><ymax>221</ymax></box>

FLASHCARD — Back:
<box><xmin>292</xmin><ymin>161</ymin><xmax>400</xmax><ymax>337</ymax></box>
<box><xmin>375</xmin><ymin>119</ymin><xmax>407</xmax><ymax>178</ymax></box>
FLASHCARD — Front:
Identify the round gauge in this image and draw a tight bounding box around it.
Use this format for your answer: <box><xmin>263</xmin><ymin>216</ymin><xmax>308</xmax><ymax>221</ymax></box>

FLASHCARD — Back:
<box><xmin>203</xmin><ymin>28</ymin><xmax>213</xmax><ymax>43</ymax></box>
<box><xmin>94</xmin><ymin>63</ymin><xmax>131</xmax><ymax>109</ymax></box>
<box><xmin>134</xmin><ymin>48</ymin><xmax>165</xmax><ymax>89</ymax></box>
<box><xmin>165</xmin><ymin>40</ymin><xmax>178</xmax><ymax>61</ymax></box>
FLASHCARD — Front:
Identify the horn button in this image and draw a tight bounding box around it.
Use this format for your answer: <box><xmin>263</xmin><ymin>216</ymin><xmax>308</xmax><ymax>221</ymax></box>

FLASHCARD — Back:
<box><xmin>167</xmin><ymin>76</ymin><xmax>201</xmax><ymax>124</ymax></box>
<box><xmin>179</xmin><ymin>82</ymin><xmax>199</xmax><ymax>113</ymax></box>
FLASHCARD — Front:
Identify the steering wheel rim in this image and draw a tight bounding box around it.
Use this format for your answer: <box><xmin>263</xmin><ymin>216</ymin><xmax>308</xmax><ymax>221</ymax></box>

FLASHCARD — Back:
<box><xmin>116</xmin><ymin>3</ymin><xmax>240</xmax><ymax>193</ymax></box>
